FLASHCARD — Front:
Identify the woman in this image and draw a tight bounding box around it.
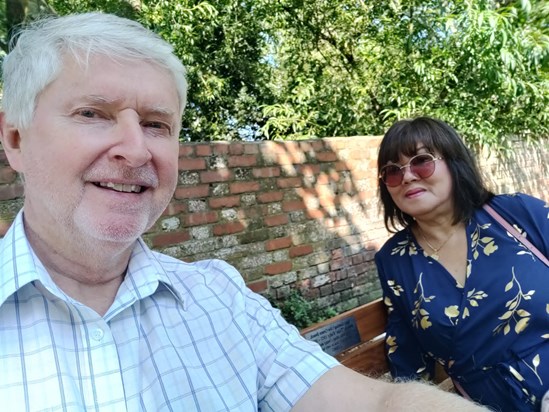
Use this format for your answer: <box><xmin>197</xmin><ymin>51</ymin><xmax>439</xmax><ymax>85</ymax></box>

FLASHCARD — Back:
<box><xmin>375</xmin><ymin>116</ymin><xmax>549</xmax><ymax>411</ymax></box>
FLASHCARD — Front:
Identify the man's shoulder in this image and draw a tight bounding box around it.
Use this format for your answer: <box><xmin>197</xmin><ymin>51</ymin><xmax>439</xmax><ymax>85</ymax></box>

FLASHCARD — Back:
<box><xmin>151</xmin><ymin>251</ymin><xmax>246</xmax><ymax>290</ymax></box>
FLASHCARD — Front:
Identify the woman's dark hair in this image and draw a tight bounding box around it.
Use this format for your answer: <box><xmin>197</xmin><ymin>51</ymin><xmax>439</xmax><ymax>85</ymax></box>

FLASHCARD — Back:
<box><xmin>378</xmin><ymin>117</ymin><xmax>494</xmax><ymax>232</ymax></box>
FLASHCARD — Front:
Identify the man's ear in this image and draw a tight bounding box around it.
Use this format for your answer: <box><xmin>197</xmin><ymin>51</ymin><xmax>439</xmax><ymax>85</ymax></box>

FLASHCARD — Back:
<box><xmin>0</xmin><ymin>112</ymin><xmax>24</xmax><ymax>172</ymax></box>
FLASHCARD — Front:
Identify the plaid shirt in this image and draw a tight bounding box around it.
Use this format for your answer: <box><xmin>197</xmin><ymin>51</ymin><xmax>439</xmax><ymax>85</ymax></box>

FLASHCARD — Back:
<box><xmin>0</xmin><ymin>211</ymin><xmax>337</xmax><ymax>411</ymax></box>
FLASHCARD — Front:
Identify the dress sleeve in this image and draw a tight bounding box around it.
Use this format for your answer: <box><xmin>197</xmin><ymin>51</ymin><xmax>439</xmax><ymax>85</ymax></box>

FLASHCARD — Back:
<box><xmin>375</xmin><ymin>249</ymin><xmax>435</xmax><ymax>381</ymax></box>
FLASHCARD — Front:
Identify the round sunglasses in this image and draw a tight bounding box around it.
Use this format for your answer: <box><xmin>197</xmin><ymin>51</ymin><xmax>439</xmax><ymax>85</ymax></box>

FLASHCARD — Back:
<box><xmin>379</xmin><ymin>153</ymin><xmax>443</xmax><ymax>187</ymax></box>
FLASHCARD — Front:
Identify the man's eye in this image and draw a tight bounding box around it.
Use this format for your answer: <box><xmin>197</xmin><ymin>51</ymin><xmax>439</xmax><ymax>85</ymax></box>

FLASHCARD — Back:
<box><xmin>77</xmin><ymin>109</ymin><xmax>98</xmax><ymax>118</ymax></box>
<box><xmin>144</xmin><ymin>121</ymin><xmax>171</xmax><ymax>134</ymax></box>
<box><xmin>146</xmin><ymin>121</ymin><xmax>164</xmax><ymax>129</ymax></box>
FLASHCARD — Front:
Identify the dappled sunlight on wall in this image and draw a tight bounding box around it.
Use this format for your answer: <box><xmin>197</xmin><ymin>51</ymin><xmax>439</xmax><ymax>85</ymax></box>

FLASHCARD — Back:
<box><xmin>0</xmin><ymin>136</ymin><xmax>547</xmax><ymax>313</ymax></box>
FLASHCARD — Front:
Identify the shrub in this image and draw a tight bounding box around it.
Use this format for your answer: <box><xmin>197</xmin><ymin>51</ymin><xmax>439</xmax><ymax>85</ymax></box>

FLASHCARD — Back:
<box><xmin>269</xmin><ymin>290</ymin><xmax>337</xmax><ymax>329</ymax></box>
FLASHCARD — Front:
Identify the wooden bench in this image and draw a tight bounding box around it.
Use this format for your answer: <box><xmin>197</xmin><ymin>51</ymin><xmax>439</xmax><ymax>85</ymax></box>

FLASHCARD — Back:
<box><xmin>301</xmin><ymin>297</ymin><xmax>450</xmax><ymax>386</ymax></box>
<box><xmin>301</xmin><ymin>297</ymin><xmax>389</xmax><ymax>377</ymax></box>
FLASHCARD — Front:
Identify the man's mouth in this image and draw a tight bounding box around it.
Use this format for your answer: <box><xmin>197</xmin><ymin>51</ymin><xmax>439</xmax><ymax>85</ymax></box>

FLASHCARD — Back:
<box><xmin>94</xmin><ymin>182</ymin><xmax>145</xmax><ymax>193</ymax></box>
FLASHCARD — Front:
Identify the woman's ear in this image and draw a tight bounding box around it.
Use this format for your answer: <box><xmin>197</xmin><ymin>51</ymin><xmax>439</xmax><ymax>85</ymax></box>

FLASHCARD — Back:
<box><xmin>0</xmin><ymin>113</ymin><xmax>24</xmax><ymax>172</ymax></box>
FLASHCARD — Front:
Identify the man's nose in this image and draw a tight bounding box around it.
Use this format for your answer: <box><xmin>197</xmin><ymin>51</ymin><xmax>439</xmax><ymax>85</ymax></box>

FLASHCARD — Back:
<box><xmin>109</xmin><ymin>113</ymin><xmax>153</xmax><ymax>167</ymax></box>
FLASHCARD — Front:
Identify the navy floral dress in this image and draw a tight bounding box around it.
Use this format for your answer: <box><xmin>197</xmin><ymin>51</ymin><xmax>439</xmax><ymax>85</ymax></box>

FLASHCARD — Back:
<box><xmin>375</xmin><ymin>193</ymin><xmax>549</xmax><ymax>411</ymax></box>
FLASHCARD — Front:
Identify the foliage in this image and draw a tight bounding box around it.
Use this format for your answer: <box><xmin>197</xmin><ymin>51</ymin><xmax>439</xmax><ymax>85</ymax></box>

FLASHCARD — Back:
<box><xmin>1</xmin><ymin>0</ymin><xmax>548</xmax><ymax>148</ymax></box>
<box><xmin>261</xmin><ymin>0</ymin><xmax>549</xmax><ymax>150</ymax></box>
<box><xmin>269</xmin><ymin>289</ymin><xmax>337</xmax><ymax>329</ymax></box>
<box><xmin>138</xmin><ymin>0</ymin><xmax>274</xmax><ymax>141</ymax></box>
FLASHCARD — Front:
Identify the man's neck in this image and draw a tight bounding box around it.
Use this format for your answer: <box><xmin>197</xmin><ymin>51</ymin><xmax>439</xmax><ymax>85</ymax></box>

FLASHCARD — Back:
<box><xmin>23</xmin><ymin>219</ymin><xmax>134</xmax><ymax>316</ymax></box>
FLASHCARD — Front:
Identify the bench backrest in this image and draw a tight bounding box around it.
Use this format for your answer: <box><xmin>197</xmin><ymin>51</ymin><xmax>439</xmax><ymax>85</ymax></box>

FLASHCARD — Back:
<box><xmin>301</xmin><ymin>298</ymin><xmax>389</xmax><ymax>377</ymax></box>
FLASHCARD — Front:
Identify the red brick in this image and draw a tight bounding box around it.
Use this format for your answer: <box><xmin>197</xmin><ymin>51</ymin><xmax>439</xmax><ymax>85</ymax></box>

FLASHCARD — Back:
<box><xmin>264</xmin><ymin>261</ymin><xmax>292</xmax><ymax>275</ymax></box>
<box><xmin>185</xmin><ymin>211</ymin><xmax>218</xmax><ymax>226</ymax></box>
<box><xmin>230</xmin><ymin>181</ymin><xmax>260</xmax><ymax>194</ymax></box>
<box><xmin>277</xmin><ymin>177</ymin><xmax>302</xmax><ymax>188</ymax></box>
<box><xmin>306</xmin><ymin>209</ymin><xmax>325</xmax><ymax>219</ymax></box>
<box><xmin>332</xmin><ymin>249</ymin><xmax>344</xmax><ymax>259</ymax></box>
<box><xmin>330</xmin><ymin>258</ymin><xmax>346</xmax><ymax>270</ymax></box>
<box><xmin>310</xmin><ymin>140</ymin><xmax>325</xmax><ymax>151</ymax></box>
<box><xmin>0</xmin><ymin>166</ymin><xmax>17</xmax><ymax>184</ymax></box>
<box><xmin>316</xmin><ymin>151</ymin><xmax>338</xmax><ymax>162</ymax></box>
<box><xmin>243</xmin><ymin>144</ymin><xmax>259</xmax><ymax>154</ymax></box>
<box><xmin>289</xmin><ymin>244</ymin><xmax>313</xmax><ymax>258</ymax></box>
<box><xmin>352</xmin><ymin>254</ymin><xmax>364</xmax><ymax>265</ymax></box>
<box><xmin>178</xmin><ymin>158</ymin><xmax>206</xmax><ymax>171</ymax></box>
<box><xmin>209</xmin><ymin>196</ymin><xmax>240</xmax><ymax>209</ymax></box>
<box><xmin>228</xmin><ymin>155</ymin><xmax>257</xmax><ymax>167</ymax></box>
<box><xmin>247</xmin><ymin>279</ymin><xmax>268</xmax><ymax>293</ymax></box>
<box><xmin>200</xmin><ymin>170</ymin><xmax>232</xmax><ymax>183</ymax></box>
<box><xmin>297</xmin><ymin>164</ymin><xmax>321</xmax><ymax>176</ymax></box>
<box><xmin>152</xmin><ymin>231</ymin><xmax>190</xmax><ymax>247</ymax></box>
<box><xmin>264</xmin><ymin>214</ymin><xmax>289</xmax><ymax>227</ymax></box>
<box><xmin>316</xmin><ymin>173</ymin><xmax>330</xmax><ymax>185</ymax></box>
<box><xmin>253</xmin><ymin>167</ymin><xmax>280</xmax><ymax>178</ymax></box>
<box><xmin>213</xmin><ymin>221</ymin><xmax>245</xmax><ymax>235</ymax></box>
<box><xmin>265</xmin><ymin>236</ymin><xmax>292</xmax><ymax>251</ymax></box>
<box><xmin>229</xmin><ymin>143</ymin><xmax>245</xmax><ymax>155</ymax></box>
<box><xmin>257</xmin><ymin>192</ymin><xmax>283</xmax><ymax>203</ymax></box>
<box><xmin>174</xmin><ymin>185</ymin><xmax>209</xmax><ymax>199</ymax></box>
<box><xmin>212</xmin><ymin>142</ymin><xmax>229</xmax><ymax>155</ymax></box>
<box><xmin>195</xmin><ymin>144</ymin><xmax>212</xmax><ymax>156</ymax></box>
<box><xmin>282</xmin><ymin>199</ymin><xmax>305</xmax><ymax>212</ymax></box>
<box><xmin>179</xmin><ymin>145</ymin><xmax>193</xmax><ymax>156</ymax></box>
<box><xmin>334</xmin><ymin>160</ymin><xmax>350</xmax><ymax>172</ymax></box>
<box><xmin>0</xmin><ymin>183</ymin><xmax>24</xmax><ymax>201</ymax></box>
<box><xmin>162</xmin><ymin>202</ymin><xmax>187</xmax><ymax>216</ymax></box>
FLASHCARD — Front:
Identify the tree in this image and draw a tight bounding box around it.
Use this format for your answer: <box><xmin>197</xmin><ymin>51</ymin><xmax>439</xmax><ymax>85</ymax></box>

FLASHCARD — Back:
<box><xmin>1</xmin><ymin>0</ymin><xmax>548</xmax><ymax>147</ymax></box>
<box><xmin>139</xmin><ymin>0</ymin><xmax>274</xmax><ymax>141</ymax></box>
<box><xmin>261</xmin><ymin>0</ymin><xmax>549</xmax><ymax>149</ymax></box>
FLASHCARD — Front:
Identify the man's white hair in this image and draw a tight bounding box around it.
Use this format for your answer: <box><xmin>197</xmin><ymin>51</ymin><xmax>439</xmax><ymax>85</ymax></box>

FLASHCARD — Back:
<box><xmin>2</xmin><ymin>12</ymin><xmax>188</xmax><ymax>129</ymax></box>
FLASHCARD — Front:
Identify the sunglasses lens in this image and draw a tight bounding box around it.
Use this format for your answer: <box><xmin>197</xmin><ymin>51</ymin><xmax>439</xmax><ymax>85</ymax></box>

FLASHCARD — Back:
<box><xmin>381</xmin><ymin>165</ymin><xmax>402</xmax><ymax>187</ymax></box>
<box><xmin>410</xmin><ymin>154</ymin><xmax>436</xmax><ymax>178</ymax></box>
<box><xmin>380</xmin><ymin>154</ymin><xmax>438</xmax><ymax>187</ymax></box>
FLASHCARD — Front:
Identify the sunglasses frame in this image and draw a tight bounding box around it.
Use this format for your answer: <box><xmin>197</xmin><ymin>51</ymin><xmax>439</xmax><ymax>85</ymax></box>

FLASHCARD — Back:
<box><xmin>379</xmin><ymin>153</ymin><xmax>443</xmax><ymax>187</ymax></box>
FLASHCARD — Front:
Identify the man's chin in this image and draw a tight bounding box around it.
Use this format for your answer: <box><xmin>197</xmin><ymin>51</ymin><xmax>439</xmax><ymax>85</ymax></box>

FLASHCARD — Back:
<box><xmin>76</xmin><ymin>217</ymin><xmax>150</xmax><ymax>244</ymax></box>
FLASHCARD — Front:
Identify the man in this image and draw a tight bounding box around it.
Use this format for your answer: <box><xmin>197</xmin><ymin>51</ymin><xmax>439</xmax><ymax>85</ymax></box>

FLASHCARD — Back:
<box><xmin>0</xmin><ymin>13</ymin><xmax>486</xmax><ymax>411</ymax></box>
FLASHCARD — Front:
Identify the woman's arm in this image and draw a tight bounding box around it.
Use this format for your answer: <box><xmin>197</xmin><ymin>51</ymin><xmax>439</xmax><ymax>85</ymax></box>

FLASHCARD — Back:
<box><xmin>375</xmin><ymin>252</ymin><xmax>435</xmax><ymax>380</ymax></box>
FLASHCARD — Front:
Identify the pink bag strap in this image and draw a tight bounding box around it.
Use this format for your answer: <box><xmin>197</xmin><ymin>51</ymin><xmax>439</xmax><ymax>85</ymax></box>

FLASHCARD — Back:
<box><xmin>483</xmin><ymin>204</ymin><xmax>549</xmax><ymax>267</ymax></box>
<box><xmin>449</xmin><ymin>203</ymin><xmax>549</xmax><ymax>402</ymax></box>
<box><xmin>451</xmin><ymin>378</ymin><xmax>473</xmax><ymax>401</ymax></box>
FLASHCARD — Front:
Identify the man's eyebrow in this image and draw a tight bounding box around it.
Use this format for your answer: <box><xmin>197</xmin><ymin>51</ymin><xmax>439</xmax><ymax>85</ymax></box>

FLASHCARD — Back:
<box><xmin>81</xmin><ymin>95</ymin><xmax>120</xmax><ymax>105</ymax></box>
<box><xmin>79</xmin><ymin>95</ymin><xmax>177</xmax><ymax>117</ymax></box>
<box><xmin>145</xmin><ymin>106</ymin><xmax>178</xmax><ymax>118</ymax></box>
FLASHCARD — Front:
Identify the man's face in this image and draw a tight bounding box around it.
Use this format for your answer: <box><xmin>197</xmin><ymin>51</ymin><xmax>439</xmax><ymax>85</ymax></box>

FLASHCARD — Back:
<box><xmin>9</xmin><ymin>54</ymin><xmax>181</xmax><ymax>245</ymax></box>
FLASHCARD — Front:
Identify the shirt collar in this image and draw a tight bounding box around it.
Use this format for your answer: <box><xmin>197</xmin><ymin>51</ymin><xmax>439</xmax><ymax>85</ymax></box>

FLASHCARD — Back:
<box><xmin>0</xmin><ymin>210</ymin><xmax>42</xmax><ymax>307</ymax></box>
<box><xmin>0</xmin><ymin>209</ymin><xmax>184</xmax><ymax>310</ymax></box>
<box><xmin>123</xmin><ymin>238</ymin><xmax>185</xmax><ymax>305</ymax></box>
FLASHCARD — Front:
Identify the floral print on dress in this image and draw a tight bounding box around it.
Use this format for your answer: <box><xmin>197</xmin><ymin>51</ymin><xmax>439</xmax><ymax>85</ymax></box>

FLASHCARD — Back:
<box><xmin>375</xmin><ymin>193</ymin><xmax>549</xmax><ymax>412</ymax></box>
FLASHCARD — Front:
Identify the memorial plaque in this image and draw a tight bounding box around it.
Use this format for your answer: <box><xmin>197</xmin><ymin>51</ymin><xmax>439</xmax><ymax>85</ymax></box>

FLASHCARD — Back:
<box><xmin>303</xmin><ymin>317</ymin><xmax>361</xmax><ymax>356</ymax></box>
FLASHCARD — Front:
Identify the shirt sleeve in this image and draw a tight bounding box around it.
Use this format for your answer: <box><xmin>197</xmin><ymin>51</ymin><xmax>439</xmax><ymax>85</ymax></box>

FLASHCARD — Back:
<box><xmin>375</xmin><ymin>247</ymin><xmax>435</xmax><ymax>381</ymax></box>
<box><xmin>244</xmin><ymin>287</ymin><xmax>340</xmax><ymax>412</ymax></box>
<box><xmin>207</xmin><ymin>260</ymin><xmax>339</xmax><ymax>412</ymax></box>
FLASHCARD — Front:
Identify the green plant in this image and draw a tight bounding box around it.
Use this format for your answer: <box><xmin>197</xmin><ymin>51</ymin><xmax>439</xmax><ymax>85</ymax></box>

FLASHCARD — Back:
<box><xmin>269</xmin><ymin>290</ymin><xmax>337</xmax><ymax>329</ymax></box>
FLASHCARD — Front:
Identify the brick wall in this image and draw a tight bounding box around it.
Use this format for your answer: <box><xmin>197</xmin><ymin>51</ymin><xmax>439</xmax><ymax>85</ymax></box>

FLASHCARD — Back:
<box><xmin>1</xmin><ymin>136</ymin><xmax>548</xmax><ymax>312</ymax></box>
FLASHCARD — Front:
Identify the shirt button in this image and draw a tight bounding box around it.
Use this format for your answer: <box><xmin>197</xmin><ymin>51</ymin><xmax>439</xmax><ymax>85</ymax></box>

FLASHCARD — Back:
<box><xmin>91</xmin><ymin>328</ymin><xmax>104</xmax><ymax>341</ymax></box>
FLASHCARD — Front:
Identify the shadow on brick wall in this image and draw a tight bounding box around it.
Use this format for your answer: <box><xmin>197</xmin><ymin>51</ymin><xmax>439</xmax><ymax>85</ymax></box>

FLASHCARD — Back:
<box><xmin>1</xmin><ymin>137</ymin><xmax>548</xmax><ymax>314</ymax></box>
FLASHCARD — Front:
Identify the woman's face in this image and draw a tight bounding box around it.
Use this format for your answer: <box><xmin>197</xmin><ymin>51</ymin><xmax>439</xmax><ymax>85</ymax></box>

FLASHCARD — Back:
<box><xmin>382</xmin><ymin>146</ymin><xmax>454</xmax><ymax>222</ymax></box>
